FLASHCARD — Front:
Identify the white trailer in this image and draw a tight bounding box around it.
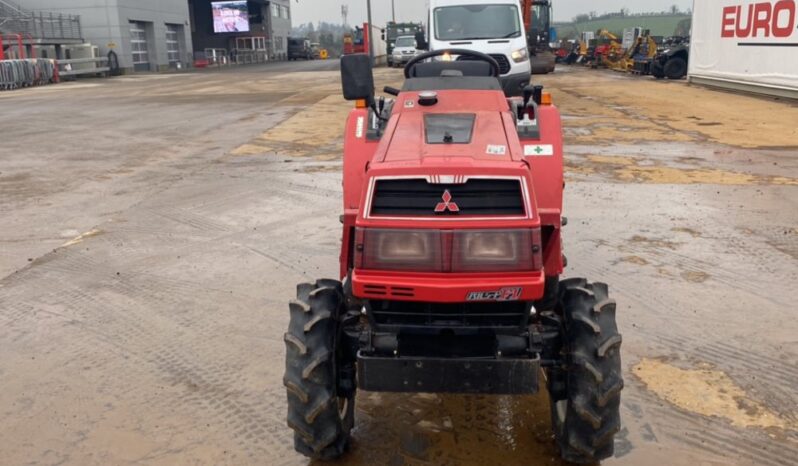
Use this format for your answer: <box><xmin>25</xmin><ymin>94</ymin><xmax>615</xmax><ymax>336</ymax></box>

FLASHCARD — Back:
<box><xmin>689</xmin><ymin>0</ymin><xmax>798</xmax><ymax>99</ymax></box>
<box><xmin>368</xmin><ymin>23</ymin><xmax>388</xmax><ymax>65</ymax></box>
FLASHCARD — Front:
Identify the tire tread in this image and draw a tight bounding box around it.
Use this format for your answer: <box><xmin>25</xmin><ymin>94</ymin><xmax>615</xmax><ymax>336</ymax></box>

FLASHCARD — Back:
<box><xmin>550</xmin><ymin>279</ymin><xmax>623</xmax><ymax>464</ymax></box>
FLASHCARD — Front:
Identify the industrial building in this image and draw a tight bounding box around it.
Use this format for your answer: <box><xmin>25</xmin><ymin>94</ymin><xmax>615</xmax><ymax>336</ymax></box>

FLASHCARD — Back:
<box><xmin>188</xmin><ymin>0</ymin><xmax>292</xmax><ymax>61</ymax></box>
<box><xmin>11</xmin><ymin>0</ymin><xmax>193</xmax><ymax>73</ymax></box>
<box><xmin>3</xmin><ymin>0</ymin><xmax>293</xmax><ymax>73</ymax></box>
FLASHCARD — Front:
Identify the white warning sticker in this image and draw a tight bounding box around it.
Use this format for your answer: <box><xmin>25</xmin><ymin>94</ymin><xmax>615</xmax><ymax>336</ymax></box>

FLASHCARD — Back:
<box><xmin>525</xmin><ymin>144</ymin><xmax>554</xmax><ymax>157</ymax></box>
<box><xmin>355</xmin><ymin>116</ymin><xmax>365</xmax><ymax>138</ymax></box>
<box><xmin>486</xmin><ymin>145</ymin><xmax>507</xmax><ymax>156</ymax></box>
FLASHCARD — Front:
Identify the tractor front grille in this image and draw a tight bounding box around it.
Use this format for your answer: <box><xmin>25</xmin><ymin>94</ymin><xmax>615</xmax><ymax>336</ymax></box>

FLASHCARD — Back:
<box><xmin>458</xmin><ymin>54</ymin><xmax>512</xmax><ymax>75</ymax></box>
<box><xmin>370</xmin><ymin>178</ymin><xmax>525</xmax><ymax>217</ymax></box>
<box><xmin>368</xmin><ymin>300</ymin><xmax>529</xmax><ymax>330</ymax></box>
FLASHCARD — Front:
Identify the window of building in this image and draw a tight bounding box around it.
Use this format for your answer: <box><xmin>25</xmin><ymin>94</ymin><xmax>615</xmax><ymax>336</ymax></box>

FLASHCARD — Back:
<box><xmin>274</xmin><ymin>36</ymin><xmax>284</xmax><ymax>51</ymax></box>
<box><xmin>281</xmin><ymin>5</ymin><xmax>290</xmax><ymax>19</ymax></box>
<box><xmin>236</xmin><ymin>36</ymin><xmax>266</xmax><ymax>50</ymax></box>
<box><xmin>272</xmin><ymin>4</ymin><xmax>279</xmax><ymax>17</ymax></box>
<box><xmin>166</xmin><ymin>24</ymin><xmax>181</xmax><ymax>64</ymax></box>
<box><xmin>129</xmin><ymin>21</ymin><xmax>149</xmax><ymax>70</ymax></box>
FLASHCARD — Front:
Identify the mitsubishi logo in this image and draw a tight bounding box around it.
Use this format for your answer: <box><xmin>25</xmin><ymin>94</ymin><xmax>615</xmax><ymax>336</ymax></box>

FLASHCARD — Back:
<box><xmin>435</xmin><ymin>190</ymin><xmax>460</xmax><ymax>213</ymax></box>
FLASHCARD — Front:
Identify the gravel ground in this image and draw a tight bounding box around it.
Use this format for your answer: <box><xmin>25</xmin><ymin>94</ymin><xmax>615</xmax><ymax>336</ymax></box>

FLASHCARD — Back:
<box><xmin>1</xmin><ymin>61</ymin><xmax>796</xmax><ymax>466</ymax></box>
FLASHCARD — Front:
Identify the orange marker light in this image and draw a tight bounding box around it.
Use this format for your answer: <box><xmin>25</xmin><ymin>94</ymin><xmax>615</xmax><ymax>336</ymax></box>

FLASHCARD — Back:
<box><xmin>541</xmin><ymin>92</ymin><xmax>553</xmax><ymax>106</ymax></box>
<box><xmin>355</xmin><ymin>99</ymin><xmax>368</xmax><ymax>108</ymax></box>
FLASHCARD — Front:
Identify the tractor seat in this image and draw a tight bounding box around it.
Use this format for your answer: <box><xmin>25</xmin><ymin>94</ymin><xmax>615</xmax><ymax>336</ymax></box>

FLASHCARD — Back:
<box><xmin>408</xmin><ymin>60</ymin><xmax>494</xmax><ymax>78</ymax></box>
<box><xmin>402</xmin><ymin>61</ymin><xmax>502</xmax><ymax>92</ymax></box>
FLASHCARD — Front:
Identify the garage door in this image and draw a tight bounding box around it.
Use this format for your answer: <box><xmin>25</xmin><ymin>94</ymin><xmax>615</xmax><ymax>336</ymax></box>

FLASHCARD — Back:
<box><xmin>166</xmin><ymin>24</ymin><xmax>181</xmax><ymax>66</ymax></box>
<box><xmin>129</xmin><ymin>21</ymin><xmax>150</xmax><ymax>71</ymax></box>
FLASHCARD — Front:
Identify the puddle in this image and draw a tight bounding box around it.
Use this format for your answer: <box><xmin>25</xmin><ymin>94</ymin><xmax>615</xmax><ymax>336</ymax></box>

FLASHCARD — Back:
<box><xmin>634</xmin><ymin>359</ymin><xmax>793</xmax><ymax>430</ymax></box>
<box><xmin>342</xmin><ymin>389</ymin><xmax>571</xmax><ymax>466</ymax></box>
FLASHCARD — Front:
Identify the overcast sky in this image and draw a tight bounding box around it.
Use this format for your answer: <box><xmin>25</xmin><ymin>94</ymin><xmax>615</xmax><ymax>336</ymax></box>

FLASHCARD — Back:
<box><xmin>292</xmin><ymin>0</ymin><xmax>693</xmax><ymax>26</ymax></box>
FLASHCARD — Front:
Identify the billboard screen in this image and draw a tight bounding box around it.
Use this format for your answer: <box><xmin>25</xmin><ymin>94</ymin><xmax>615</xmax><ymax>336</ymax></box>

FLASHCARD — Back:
<box><xmin>212</xmin><ymin>1</ymin><xmax>250</xmax><ymax>33</ymax></box>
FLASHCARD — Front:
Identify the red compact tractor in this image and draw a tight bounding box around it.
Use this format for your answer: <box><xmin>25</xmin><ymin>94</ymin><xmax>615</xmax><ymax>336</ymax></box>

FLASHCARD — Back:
<box><xmin>284</xmin><ymin>50</ymin><xmax>623</xmax><ymax>464</ymax></box>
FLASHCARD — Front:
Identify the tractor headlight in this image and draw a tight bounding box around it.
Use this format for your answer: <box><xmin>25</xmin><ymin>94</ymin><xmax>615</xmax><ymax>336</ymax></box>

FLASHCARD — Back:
<box><xmin>511</xmin><ymin>47</ymin><xmax>529</xmax><ymax>63</ymax></box>
<box><xmin>358</xmin><ymin>229</ymin><xmax>443</xmax><ymax>271</ymax></box>
<box><xmin>355</xmin><ymin>228</ymin><xmax>543</xmax><ymax>272</ymax></box>
<box><xmin>453</xmin><ymin>230</ymin><xmax>536</xmax><ymax>272</ymax></box>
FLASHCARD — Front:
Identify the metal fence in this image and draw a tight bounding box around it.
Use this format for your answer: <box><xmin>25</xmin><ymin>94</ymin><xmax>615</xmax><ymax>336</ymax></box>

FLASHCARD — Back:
<box><xmin>0</xmin><ymin>58</ymin><xmax>57</xmax><ymax>90</ymax></box>
<box><xmin>0</xmin><ymin>0</ymin><xmax>82</xmax><ymax>41</ymax></box>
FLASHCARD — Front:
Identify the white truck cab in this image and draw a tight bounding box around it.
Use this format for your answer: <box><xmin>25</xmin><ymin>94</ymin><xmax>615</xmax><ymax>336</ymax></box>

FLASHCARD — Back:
<box><xmin>426</xmin><ymin>0</ymin><xmax>531</xmax><ymax>96</ymax></box>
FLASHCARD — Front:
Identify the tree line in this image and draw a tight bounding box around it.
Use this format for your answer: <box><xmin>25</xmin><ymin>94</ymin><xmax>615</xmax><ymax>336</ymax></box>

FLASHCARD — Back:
<box><xmin>571</xmin><ymin>6</ymin><xmax>691</xmax><ymax>24</ymax></box>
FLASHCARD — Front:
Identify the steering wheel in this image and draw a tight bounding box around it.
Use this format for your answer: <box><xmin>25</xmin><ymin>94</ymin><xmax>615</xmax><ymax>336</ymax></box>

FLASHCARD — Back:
<box><xmin>404</xmin><ymin>48</ymin><xmax>501</xmax><ymax>79</ymax></box>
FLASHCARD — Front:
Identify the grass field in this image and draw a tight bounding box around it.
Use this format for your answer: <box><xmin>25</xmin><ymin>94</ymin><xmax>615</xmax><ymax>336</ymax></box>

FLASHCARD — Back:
<box><xmin>555</xmin><ymin>14</ymin><xmax>691</xmax><ymax>39</ymax></box>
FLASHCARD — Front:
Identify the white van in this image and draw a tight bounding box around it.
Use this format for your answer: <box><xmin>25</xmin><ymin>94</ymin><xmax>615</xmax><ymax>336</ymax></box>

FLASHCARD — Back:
<box><xmin>426</xmin><ymin>0</ymin><xmax>531</xmax><ymax>95</ymax></box>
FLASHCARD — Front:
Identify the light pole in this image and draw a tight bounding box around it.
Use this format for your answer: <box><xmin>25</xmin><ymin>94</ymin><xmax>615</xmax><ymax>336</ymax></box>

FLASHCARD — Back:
<box><xmin>366</xmin><ymin>0</ymin><xmax>375</xmax><ymax>64</ymax></box>
<box><xmin>392</xmin><ymin>0</ymin><xmax>396</xmax><ymax>22</ymax></box>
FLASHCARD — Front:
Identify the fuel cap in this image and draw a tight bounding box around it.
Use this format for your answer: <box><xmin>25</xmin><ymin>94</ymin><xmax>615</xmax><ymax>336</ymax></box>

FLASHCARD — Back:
<box><xmin>418</xmin><ymin>91</ymin><xmax>438</xmax><ymax>106</ymax></box>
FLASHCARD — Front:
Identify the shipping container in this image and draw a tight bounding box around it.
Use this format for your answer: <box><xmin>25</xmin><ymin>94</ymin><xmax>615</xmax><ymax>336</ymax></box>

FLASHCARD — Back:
<box><xmin>689</xmin><ymin>0</ymin><xmax>798</xmax><ymax>99</ymax></box>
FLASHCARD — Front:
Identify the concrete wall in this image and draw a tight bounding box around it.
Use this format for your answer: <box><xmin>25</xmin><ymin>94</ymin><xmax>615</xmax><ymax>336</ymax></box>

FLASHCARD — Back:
<box><xmin>18</xmin><ymin>0</ymin><xmax>193</xmax><ymax>72</ymax></box>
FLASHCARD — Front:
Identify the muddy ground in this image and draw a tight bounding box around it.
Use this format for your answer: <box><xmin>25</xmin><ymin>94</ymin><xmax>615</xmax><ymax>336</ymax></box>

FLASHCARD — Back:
<box><xmin>1</xmin><ymin>61</ymin><xmax>797</xmax><ymax>466</ymax></box>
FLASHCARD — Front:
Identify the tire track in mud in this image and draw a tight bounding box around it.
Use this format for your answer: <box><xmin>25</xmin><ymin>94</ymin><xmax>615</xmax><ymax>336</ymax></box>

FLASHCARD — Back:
<box><xmin>624</xmin><ymin>372</ymin><xmax>798</xmax><ymax>466</ymax></box>
<box><xmin>0</xmin><ymin>229</ymin><xmax>304</xmax><ymax>463</ymax></box>
<box><xmin>145</xmin><ymin>206</ymin><xmax>234</xmax><ymax>233</ymax></box>
<box><xmin>652</xmin><ymin>334</ymin><xmax>798</xmax><ymax>422</ymax></box>
<box><xmin>605</xmin><ymin>237</ymin><xmax>792</xmax><ymax>309</ymax></box>
<box><xmin>0</xmin><ymin>270</ymin><xmax>298</xmax><ymax>463</ymax></box>
<box><xmin>569</xmin><ymin>237</ymin><xmax>798</xmax><ymax>464</ymax></box>
<box><xmin>649</xmin><ymin>401</ymin><xmax>798</xmax><ymax>466</ymax></box>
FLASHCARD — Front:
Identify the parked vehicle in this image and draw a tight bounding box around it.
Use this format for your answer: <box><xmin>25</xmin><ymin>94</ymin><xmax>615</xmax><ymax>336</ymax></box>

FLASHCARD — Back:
<box><xmin>651</xmin><ymin>37</ymin><xmax>689</xmax><ymax>80</ymax></box>
<box><xmin>310</xmin><ymin>42</ymin><xmax>321</xmax><ymax>59</ymax></box>
<box><xmin>288</xmin><ymin>38</ymin><xmax>312</xmax><ymax>60</ymax></box>
<box><xmin>385</xmin><ymin>22</ymin><xmax>424</xmax><ymax>67</ymax></box>
<box><xmin>521</xmin><ymin>0</ymin><xmax>556</xmax><ymax>74</ymax></box>
<box><xmin>390</xmin><ymin>35</ymin><xmax>419</xmax><ymax>67</ymax></box>
<box><xmin>424</xmin><ymin>0</ymin><xmax>532</xmax><ymax>96</ymax></box>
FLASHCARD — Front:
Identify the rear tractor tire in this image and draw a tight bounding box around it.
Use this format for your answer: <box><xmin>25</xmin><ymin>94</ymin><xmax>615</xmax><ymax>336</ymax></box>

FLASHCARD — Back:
<box><xmin>284</xmin><ymin>280</ymin><xmax>355</xmax><ymax>460</ymax></box>
<box><xmin>547</xmin><ymin>278</ymin><xmax>624</xmax><ymax>464</ymax></box>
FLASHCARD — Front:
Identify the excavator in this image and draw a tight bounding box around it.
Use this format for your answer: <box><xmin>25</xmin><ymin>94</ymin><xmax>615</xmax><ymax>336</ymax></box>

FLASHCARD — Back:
<box><xmin>521</xmin><ymin>0</ymin><xmax>556</xmax><ymax>74</ymax></box>
<box><xmin>591</xmin><ymin>29</ymin><xmax>623</xmax><ymax>69</ymax></box>
<box><xmin>607</xmin><ymin>31</ymin><xmax>658</xmax><ymax>73</ymax></box>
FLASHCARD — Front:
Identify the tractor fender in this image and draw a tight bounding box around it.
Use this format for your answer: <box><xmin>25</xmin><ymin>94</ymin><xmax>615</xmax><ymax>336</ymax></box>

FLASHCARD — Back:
<box><xmin>341</xmin><ymin>108</ymin><xmax>380</xmax><ymax>278</ymax></box>
<box><xmin>520</xmin><ymin>104</ymin><xmax>565</xmax><ymax>275</ymax></box>
<box><xmin>342</xmin><ymin>108</ymin><xmax>379</xmax><ymax>213</ymax></box>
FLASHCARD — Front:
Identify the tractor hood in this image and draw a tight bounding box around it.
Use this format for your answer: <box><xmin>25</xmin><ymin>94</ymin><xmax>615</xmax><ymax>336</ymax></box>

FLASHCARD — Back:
<box><xmin>372</xmin><ymin>90</ymin><xmax>526</xmax><ymax>169</ymax></box>
<box><xmin>357</xmin><ymin>90</ymin><xmax>537</xmax><ymax>228</ymax></box>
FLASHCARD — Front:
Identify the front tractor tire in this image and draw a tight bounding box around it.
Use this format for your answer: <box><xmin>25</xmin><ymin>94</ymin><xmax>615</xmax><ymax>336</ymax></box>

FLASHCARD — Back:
<box><xmin>548</xmin><ymin>279</ymin><xmax>623</xmax><ymax>464</ymax></box>
<box><xmin>284</xmin><ymin>280</ymin><xmax>355</xmax><ymax>460</ymax></box>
